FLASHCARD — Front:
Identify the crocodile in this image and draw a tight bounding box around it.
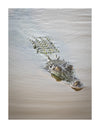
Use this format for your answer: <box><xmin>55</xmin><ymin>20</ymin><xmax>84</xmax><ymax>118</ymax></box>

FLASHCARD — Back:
<box><xmin>29</xmin><ymin>36</ymin><xmax>84</xmax><ymax>91</ymax></box>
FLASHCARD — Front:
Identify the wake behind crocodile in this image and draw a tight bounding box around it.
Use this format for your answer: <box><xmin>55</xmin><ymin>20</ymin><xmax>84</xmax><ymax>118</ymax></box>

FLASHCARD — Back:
<box><xmin>29</xmin><ymin>36</ymin><xmax>84</xmax><ymax>91</ymax></box>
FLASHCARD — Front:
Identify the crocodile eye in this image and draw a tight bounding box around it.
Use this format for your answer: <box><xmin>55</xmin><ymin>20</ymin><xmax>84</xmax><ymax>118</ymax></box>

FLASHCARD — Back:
<box><xmin>49</xmin><ymin>65</ymin><xmax>52</xmax><ymax>68</ymax></box>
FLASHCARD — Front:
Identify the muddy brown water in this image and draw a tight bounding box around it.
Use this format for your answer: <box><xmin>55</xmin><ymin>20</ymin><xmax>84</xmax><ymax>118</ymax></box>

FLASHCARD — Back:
<box><xmin>9</xmin><ymin>9</ymin><xmax>91</xmax><ymax>119</ymax></box>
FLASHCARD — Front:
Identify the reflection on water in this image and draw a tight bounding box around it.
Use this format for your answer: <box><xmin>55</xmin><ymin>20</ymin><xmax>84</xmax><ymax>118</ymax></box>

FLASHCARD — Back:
<box><xmin>9</xmin><ymin>9</ymin><xmax>91</xmax><ymax>119</ymax></box>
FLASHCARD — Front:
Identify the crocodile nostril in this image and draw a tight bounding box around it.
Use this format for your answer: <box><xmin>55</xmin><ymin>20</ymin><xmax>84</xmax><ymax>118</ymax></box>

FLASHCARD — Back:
<box><xmin>74</xmin><ymin>81</ymin><xmax>80</xmax><ymax>86</ymax></box>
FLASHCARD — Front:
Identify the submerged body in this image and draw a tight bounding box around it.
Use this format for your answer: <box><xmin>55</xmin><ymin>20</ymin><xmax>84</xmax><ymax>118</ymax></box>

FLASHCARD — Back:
<box><xmin>30</xmin><ymin>36</ymin><xmax>84</xmax><ymax>91</ymax></box>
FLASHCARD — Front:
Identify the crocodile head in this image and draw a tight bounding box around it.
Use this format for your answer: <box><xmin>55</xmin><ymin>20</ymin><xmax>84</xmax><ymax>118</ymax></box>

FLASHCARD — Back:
<box><xmin>45</xmin><ymin>56</ymin><xmax>74</xmax><ymax>81</ymax></box>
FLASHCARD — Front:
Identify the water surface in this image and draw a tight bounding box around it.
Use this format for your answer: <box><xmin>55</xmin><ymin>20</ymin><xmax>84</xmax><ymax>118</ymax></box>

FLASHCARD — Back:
<box><xmin>9</xmin><ymin>9</ymin><xmax>91</xmax><ymax>119</ymax></box>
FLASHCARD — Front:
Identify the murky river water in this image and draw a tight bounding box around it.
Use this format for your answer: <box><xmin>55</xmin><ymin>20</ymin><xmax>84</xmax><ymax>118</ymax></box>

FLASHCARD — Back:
<box><xmin>9</xmin><ymin>9</ymin><xmax>91</xmax><ymax>119</ymax></box>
